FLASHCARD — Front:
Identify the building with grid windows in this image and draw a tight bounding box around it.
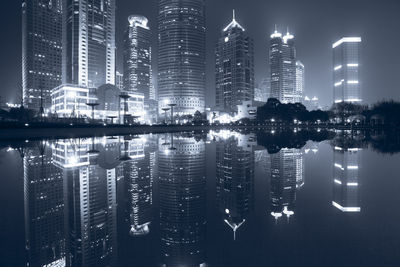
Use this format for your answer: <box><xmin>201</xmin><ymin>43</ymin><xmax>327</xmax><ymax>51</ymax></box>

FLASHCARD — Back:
<box><xmin>333</xmin><ymin>37</ymin><xmax>362</xmax><ymax>104</ymax></box>
<box><xmin>22</xmin><ymin>0</ymin><xmax>63</xmax><ymax>111</ymax></box>
<box><xmin>158</xmin><ymin>0</ymin><xmax>206</xmax><ymax>115</ymax></box>
<box><xmin>215</xmin><ymin>11</ymin><xmax>254</xmax><ymax>115</ymax></box>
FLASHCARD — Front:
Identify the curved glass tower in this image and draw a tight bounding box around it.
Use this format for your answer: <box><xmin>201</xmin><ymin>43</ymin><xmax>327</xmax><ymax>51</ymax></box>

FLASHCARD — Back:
<box><xmin>158</xmin><ymin>0</ymin><xmax>206</xmax><ymax>115</ymax></box>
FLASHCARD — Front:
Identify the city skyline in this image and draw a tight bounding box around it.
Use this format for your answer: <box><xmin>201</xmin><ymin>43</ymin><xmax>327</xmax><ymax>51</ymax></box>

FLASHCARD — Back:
<box><xmin>1</xmin><ymin>0</ymin><xmax>398</xmax><ymax>108</ymax></box>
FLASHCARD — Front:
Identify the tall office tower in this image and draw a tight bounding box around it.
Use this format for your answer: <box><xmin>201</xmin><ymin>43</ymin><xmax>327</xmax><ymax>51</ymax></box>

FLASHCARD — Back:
<box><xmin>63</xmin><ymin>0</ymin><xmax>116</xmax><ymax>87</ymax></box>
<box><xmin>215</xmin><ymin>11</ymin><xmax>254</xmax><ymax>115</ymax></box>
<box><xmin>116</xmin><ymin>71</ymin><xmax>124</xmax><ymax>90</ymax></box>
<box><xmin>52</xmin><ymin>138</ymin><xmax>118</xmax><ymax>266</ymax></box>
<box><xmin>295</xmin><ymin>61</ymin><xmax>305</xmax><ymax>103</ymax></box>
<box><xmin>216</xmin><ymin>134</ymin><xmax>255</xmax><ymax>240</ymax></box>
<box><xmin>158</xmin><ymin>0</ymin><xmax>206</xmax><ymax>115</ymax></box>
<box><xmin>332</xmin><ymin>37</ymin><xmax>362</xmax><ymax>104</ymax></box>
<box><xmin>270</xmin><ymin>28</ymin><xmax>297</xmax><ymax>103</ymax></box>
<box><xmin>123</xmin><ymin>16</ymin><xmax>151</xmax><ymax>98</ymax></box>
<box><xmin>23</xmin><ymin>143</ymin><xmax>65</xmax><ymax>266</ymax></box>
<box><xmin>22</xmin><ymin>0</ymin><xmax>63</xmax><ymax>110</ymax></box>
<box><xmin>270</xmin><ymin>148</ymin><xmax>304</xmax><ymax>221</ymax></box>
<box><xmin>158</xmin><ymin>134</ymin><xmax>207</xmax><ymax>266</ymax></box>
<box><xmin>332</xmin><ymin>144</ymin><xmax>361</xmax><ymax>213</ymax></box>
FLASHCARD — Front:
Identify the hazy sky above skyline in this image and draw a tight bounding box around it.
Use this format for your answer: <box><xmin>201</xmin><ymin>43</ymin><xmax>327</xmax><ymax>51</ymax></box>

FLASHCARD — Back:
<box><xmin>1</xmin><ymin>0</ymin><xmax>399</xmax><ymax>107</ymax></box>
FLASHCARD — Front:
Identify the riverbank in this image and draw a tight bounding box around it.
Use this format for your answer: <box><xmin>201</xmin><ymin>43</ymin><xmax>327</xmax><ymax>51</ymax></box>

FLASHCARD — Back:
<box><xmin>0</xmin><ymin>122</ymin><xmax>398</xmax><ymax>141</ymax></box>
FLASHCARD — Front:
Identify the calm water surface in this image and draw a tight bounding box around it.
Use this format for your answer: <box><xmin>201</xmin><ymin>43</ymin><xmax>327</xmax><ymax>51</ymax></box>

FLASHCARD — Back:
<box><xmin>0</xmin><ymin>130</ymin><xmax>400</xmax><ymax>267</ymax></box>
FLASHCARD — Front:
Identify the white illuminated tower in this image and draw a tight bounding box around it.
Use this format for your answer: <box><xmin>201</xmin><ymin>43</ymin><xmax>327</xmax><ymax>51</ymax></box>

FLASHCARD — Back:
<box><xmin>63</xmin><ymin>0</ymin><xmax>116</xmax><ymax>87</ymax></box>
<box><xmin>269</xmin><ymin>28</ymin><xmax>297</xmax><ymax>103</ymax></box>
<box><xmin>332</xmin><ymin>37</ymin><xmax>362</xmax><ymax>104</ymax></box>
<box><xmin>124</xmin><ymin>15</ymin><xmax>152</xmax><ymax>99</ymax></box>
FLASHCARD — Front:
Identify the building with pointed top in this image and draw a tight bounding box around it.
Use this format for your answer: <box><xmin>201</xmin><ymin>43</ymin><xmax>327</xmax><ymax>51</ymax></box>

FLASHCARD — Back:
<box><xmin>270</xmin><ymin>27</ymin><xmax>298</xmax><ymax>104</ymax></box>
<box><xmin>216</xmin><ymin>10</ymin><xmax>254</xmax><ymax>115</ymax></box>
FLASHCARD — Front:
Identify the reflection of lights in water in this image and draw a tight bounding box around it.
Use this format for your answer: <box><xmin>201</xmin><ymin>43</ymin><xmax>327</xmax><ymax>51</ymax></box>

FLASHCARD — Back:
<box><xmin>225</xmin><ymin>209</ymin><xmax>230</xmax><ymax>214</ymax></box>
<box><xmin>332</xmin><ymin>201</ymin><xmax>360</xmax><ymax>213</ymax></box>
<box><xmin>271</xmin><ymin>212</ymin><xmax>282</xmax><ymax>219</ymax></box>
<box><xmin>283</xmin><ymin>206</ymin><xmax>294</xmax><ymax>217</ymax></box>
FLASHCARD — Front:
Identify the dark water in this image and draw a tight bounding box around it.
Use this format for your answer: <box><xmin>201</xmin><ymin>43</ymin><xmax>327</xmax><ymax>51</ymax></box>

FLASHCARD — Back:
<box><xmin>0</xmin><ymin>130</ymin><xmax>400</xmax><ymax>267</ymax></box>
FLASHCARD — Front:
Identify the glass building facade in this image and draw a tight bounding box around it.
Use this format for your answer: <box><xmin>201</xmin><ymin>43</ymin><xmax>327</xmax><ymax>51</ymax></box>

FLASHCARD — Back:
<box><xmin>158</xmin><ymin>0</ymin><xmax>206</xmax><ymax>115</ymax></box>
<box><xmin>22</xmin><ymin>0</ymin><xmax>63</xmax><ymax>111</ymax></box>
<box><xmin>295</xmin><ymin>60</ymin><xmax>305</xmax><ymax>104</ymax></box>
<box><xmin>270</xmin><ymin>29</ymin><xmax>297</xmax><ymax>104</ymax></box>
<box><xmin>333</xmin><ymin>37</ymin><xmax>362</xmax><ymax>104</ymax></box>
<box><xmin>215</xmin><ymin>11</ymin><xmax>254</xmax><ymax>115</ymax></box>
<box><xmin>63</xmin><ymin>0</ymin><xmax>116</xmax><ymax>88</ymax></box>
<box><xmin>123</xmin><ymin>16</ymin><xmax>152</xmax><ymax>99</ymax></box>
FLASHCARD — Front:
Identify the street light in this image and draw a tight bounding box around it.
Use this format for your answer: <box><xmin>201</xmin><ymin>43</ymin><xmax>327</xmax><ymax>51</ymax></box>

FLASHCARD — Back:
<box><xmin>162</xmin><ymin>108</ymin><xmax>170</xmax><ymax>124</ymax></box>
<box><xmin>86</xmin><ymin>102</ymin><xmax>99</xmax><ymax>121</ymax></box>
<box><xmin>167</xmin><ymin>103</ymin><xmax>177</xmax><ymax>124</ymax></box>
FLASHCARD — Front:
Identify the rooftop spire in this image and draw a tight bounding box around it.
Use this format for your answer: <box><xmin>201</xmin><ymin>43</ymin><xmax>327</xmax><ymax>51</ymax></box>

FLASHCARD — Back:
<box><xmin>223</xmin><ymin>9</ymin><xmax>245</xmax><ymax>32</ymax></box>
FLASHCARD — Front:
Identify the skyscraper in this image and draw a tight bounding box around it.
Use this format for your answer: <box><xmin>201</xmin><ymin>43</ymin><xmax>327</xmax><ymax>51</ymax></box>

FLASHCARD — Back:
<box><xmin>215</xmin><ymin>11</ymin><xmax>254</xmax><ymax>115</ymax></box>
<box><xmin>333</xmin><ymin>37</ymin><xmax>362</xmax><ymax>104</ymax></box>
<box><xmin>123</xmin><ymin>15</ymin><xmax>152</xmax><ymax>98</ymax></box>
<box><xmin>22</xmin><ymin>0</ymin><xmax>63</xmax><ymax>110</ymax></box>
<box><xmin>63</xmin><ymin>0</ymin><xmax>116</xmax><ymax>88</ymax></box>
<box><xmin>158</xmin><ymin>0</ymin><xmax>206</xmax><ymax>115</ymax></box>
<box><xmin>295</xmin><ymin>60</ymin><xmax>305</xmax><ymax>103</ymax></box>
<box><xmin>270</xmin><ymin>28</ymin><xmax>297</xmax><ymax>103</ymax></box>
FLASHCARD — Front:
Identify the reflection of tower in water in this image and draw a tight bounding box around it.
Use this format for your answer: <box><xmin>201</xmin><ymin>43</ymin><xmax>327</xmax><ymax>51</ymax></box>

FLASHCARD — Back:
<box><xmin>270</xmin><ymin>148</ymin><xmax>304</xmax><ymax>222</ymax></box>
<box><xmin>216</xmin><ymin>134</ymin><xmax>255</xmax><ymax>240</ymax></box>
<box><xmin>119</xmin><ymin>136</ymin><xmax>155</xmax><ymax>237</ymax></box>
<box><xmin>23</xmin><ymin>142</ymin><xmax>65</xmax><ymax>266</ymax></box>
<box><xmin>332</xmin><ymin>145</ymin><xmax>361</xmax><ymax>212</ymax></box>
<box><xmin>52</xmin><ymin>138</ymin><xmax>118</xmax><ymax>266</ymax></box>
<box><xmin>158</xmin><ymin>134</ymin><xmax>207</xmax><ymax>267</ymax></box>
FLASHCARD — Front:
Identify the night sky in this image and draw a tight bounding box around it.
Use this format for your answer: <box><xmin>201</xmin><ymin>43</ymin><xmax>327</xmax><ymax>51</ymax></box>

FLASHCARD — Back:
<box><xmin>1</xmin><ymin>0</ymin><xmax>399</xmax><ymax>107</ymax></box>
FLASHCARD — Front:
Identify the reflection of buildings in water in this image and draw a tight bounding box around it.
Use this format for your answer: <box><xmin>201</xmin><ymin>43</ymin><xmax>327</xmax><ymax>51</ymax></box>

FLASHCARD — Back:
<box><xmin>119</xmin><ymin>136</ymin><xmax>156</xmax><ymax>237</ymax></box>
<box><xmin>216</xmin><ymin>134</ymin><xmax>255</xmax><ymax>240</ymax></box>
<box><xmin>158</xmin><ymin>134</ymin><xmax>207</xmax><ymax>266</ymax></box>
<box><xmin>23</xmin><ymin>143</ymin><xmax>65</xmax><ymax>267</ymax></box>
<box><xmin>270</xmin><ymin>148</ymin><xmax>304</xmax><ymax>221</ymax></box>
<box><xmin>332</xmin><ymin>146</ymin><xmax>361</xmax><ymax>212</ymax></box>
<box><xmin>52</xmin><ymin>138</ymin><xmax>118</xmax><ymax>266</ymax></box>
